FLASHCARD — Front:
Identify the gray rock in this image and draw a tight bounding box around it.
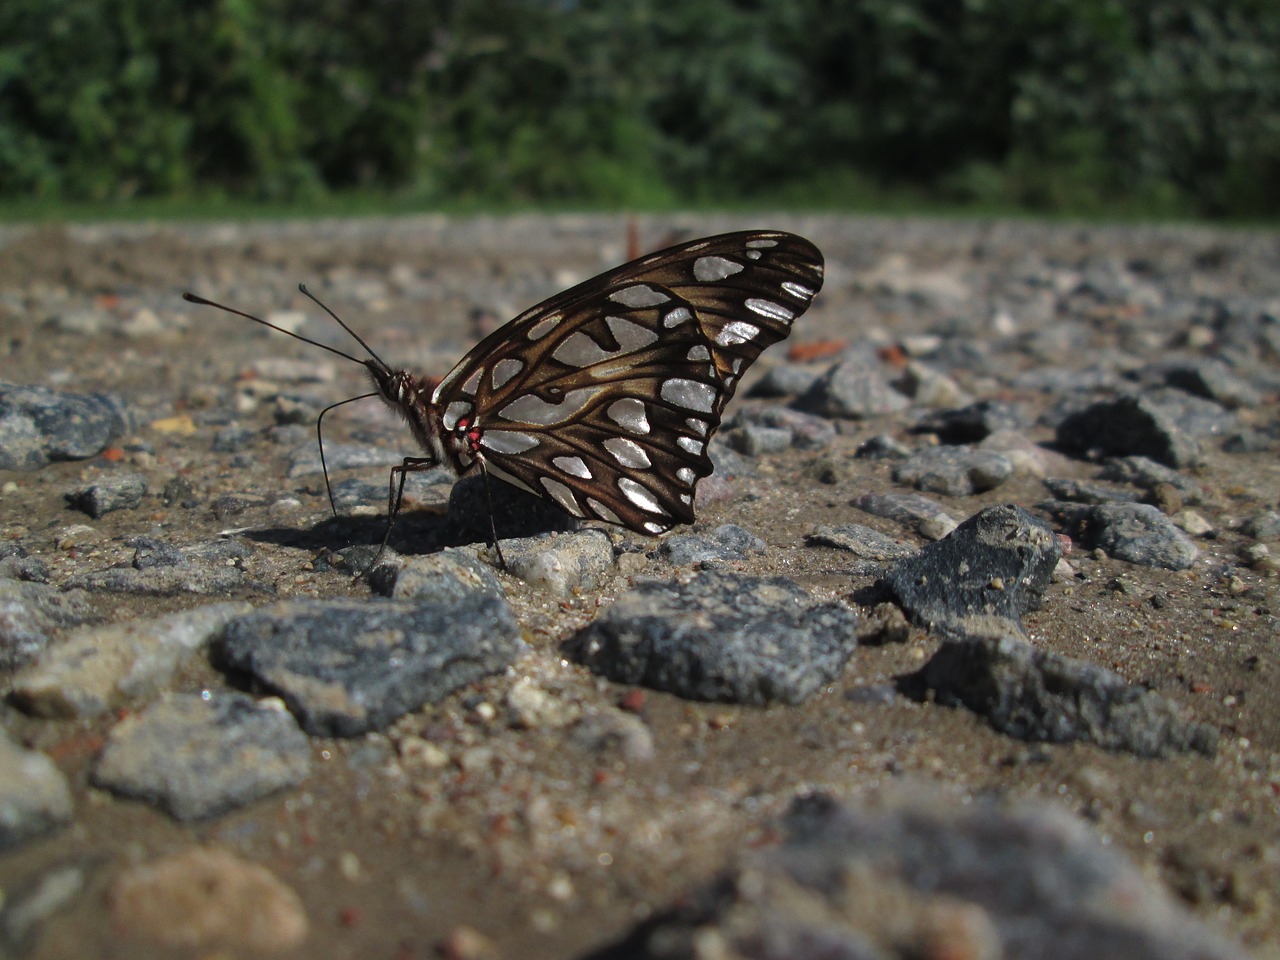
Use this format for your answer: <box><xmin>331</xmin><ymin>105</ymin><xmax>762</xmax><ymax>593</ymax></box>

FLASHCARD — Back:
<box><xmin>586</xmin><ymin>788</ymin><xmax>1248</xmax><ymax>960</ymax></box>
<box><xmin>804</xmin><ymin>524</ymin><xmax>916</xmax><ymax>562</ymax></box>
<box><xmin>92</xmin><ymin>692</ymin><xmax>312</xmax><ymax>820</ymax></box>
<box><xmin>852</xmin><ymin>492</ymin><xmax>958</xmax><ymax>540</ymax></box>
<box><xmin>854</xmin><ymin>433</ymin><xmax>912</xmax><ymax>459</ymax></box>
<box><xmin>884</xmin><ymin>504</ymin><xmax>1061</xmax><ymax>641</ymax></box>
<box><xmin>746</xmin><ymin>363</ymin><xmax>824</xmax><ymax>397</ymax></box>
<box><xmin>64</xmin><ymin>472</ymin><xmax>147</xmax><ymax>518</ymax></box>
<box><xmin>568</xmin><ymin>571</ymin><xmax>858</xmax><ymax>705</ymax></box>
<box><xmin>217</xmin><ymin>596</ymin><xmax>524</xmax><ymax>736</ymax></box>
<box><xmin>892</xmin><ymin>445</ymin><xmax>1014</xmax><ymax>496</ymax></box>
<box><xmin>370</xmin><ymin>548</ymin><xmax>506</xmax><ymax>603</ymax></box>
<box><xmin>726</xmin><ymin>424</ymin><xmax>791</xmax><ymax>455</ymax></box>
<box><xmin>1041</xmin><ymin>477</ymin><xmax>1142</xmax><ymax>505</ymax></box>
<box><xmin>1242</xmin><ymin>510</ymin><xmax>1280</xmax><ymax>541</ymax></box>
<box><xmin>0</xmin><ymin>580</ymin><xmax>95</xmax><ymax>672</ymax></box>
<box><xmin>730</xmin><ymin>407</ymin><xmax>836</xmax><ymax>450</ymax></box>
<box><xmin>1100</xmin><ymin>454</ymin><xmax>1203</xmax><ymax>503</ymax></box>
<box><xmin>794</xmin><ymin>358</ymin><xmax>909</xmax><ymax>419</ymax></box>
<box><xmin>64</xmin><ymin>563</ymin><xmax>250</xmax><ymax>596</ymax></box>
<box><xmin>0</xmin><ymin>732</ymin><xmax>73</xmax><ymax>850</ymax></box>
<box><xmin>1051</xmin><ymin>502</ymin><xmax>1199</xmax><ymax>570</ymax></box>
<box><xmin>11</xmin><ymin>602</ymin><xmax>252</xmax><ymax>719</ymax></box>
<box><xmin>901</xmin><ymin>633</ymin><xmax>1218</xmax><ymax>757</ymax></box>
<box><xmin>659</xmin><ymin>524</ymin><xmax>766</xmax><ymax>566</ymax></box>
<box><xmin>910</xmin><ymin>399</ymin><xmax>1026</xmax><ymax>443</ymax></box>
<box><xmin>493</xmin><ymin>529</ymin><xmax>615</xmax><ymax>595</ymax></box>
<box><xmin>1152</xmin><ymin>357</ymin><xmax>1263</xmax><ymax>409</ymax></box>
<box><xmin>1054</xmin><ymin>389</ymin><xmax>1234</xmax><ymax>467</ymax></box>
<box><xmin>0</xmin><ymin>383</ymin><xmax>134</xmax><ymax>470</ymax></box>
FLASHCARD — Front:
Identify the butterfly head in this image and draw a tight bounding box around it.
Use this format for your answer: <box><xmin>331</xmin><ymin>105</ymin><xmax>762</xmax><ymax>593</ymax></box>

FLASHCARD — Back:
<box><xmin>365</xmin><ymin>360</ymin><xmax>445</xmax><ymax>465</ymax></box>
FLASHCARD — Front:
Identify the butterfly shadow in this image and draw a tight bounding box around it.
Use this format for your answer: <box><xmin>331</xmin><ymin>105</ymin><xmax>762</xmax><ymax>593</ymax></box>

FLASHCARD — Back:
<box><xmin>242</xmin><ymin>473</ymin><xmax>578</xmax><ymax>561</ymax></box>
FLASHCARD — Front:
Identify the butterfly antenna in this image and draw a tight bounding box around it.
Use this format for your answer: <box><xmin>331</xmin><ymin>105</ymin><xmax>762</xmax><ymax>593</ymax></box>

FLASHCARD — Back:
<box><xmin>297</xmin><ymin>283</ymin><xmax>393</xmax><ymax>370</ymax></box>
<box><xmin>316</xmin><ymin>393</ymin><xmax>378</xmax><ymax>517</ymax></box>
<box><xmin>182</xmin><ymin>292</ymin><xmax>365</xmax><ymax>366</ymax></box>
<box><xmin>478</xmin><ymin>461</ymin><xmax>508</xmax><ymax>571</ymax></box>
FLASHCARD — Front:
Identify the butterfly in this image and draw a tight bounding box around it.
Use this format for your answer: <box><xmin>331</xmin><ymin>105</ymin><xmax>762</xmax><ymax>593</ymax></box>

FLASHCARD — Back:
<box><xmin>185</xmin><ymin>230</ymin><xmax>824</xmax><ymax>544</ymax></box>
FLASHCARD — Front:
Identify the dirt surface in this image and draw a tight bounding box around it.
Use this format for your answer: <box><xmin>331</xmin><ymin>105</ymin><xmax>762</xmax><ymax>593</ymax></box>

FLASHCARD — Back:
<box><xmin>0</xmin><ymin>214</ymin><xmax>1277</xmax><ymax>958</ymax></box>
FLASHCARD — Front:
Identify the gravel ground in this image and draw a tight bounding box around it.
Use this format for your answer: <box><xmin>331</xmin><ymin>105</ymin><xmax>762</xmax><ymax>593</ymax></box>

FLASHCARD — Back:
<box><xmin>0</xmin><ymin>213</ymin><xmax>1277</xmax><ymax>959</ymax></box>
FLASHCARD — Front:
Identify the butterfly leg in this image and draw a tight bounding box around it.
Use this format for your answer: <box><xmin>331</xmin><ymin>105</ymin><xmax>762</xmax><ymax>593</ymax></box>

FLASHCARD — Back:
<box><xmin>370</xmin><ymin>456</ymin><xmax>437</xmax><ymax>568</ymax></box>
<box><xmin>477</xmin><ymin>460</ymin><xmax>508</xmax><ymax>571</ymax></box>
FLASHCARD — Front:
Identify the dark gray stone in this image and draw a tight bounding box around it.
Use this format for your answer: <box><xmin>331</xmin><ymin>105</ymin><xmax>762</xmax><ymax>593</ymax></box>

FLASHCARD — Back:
<box><xmin>0</xmin><ymin>580</ymin><xmax>96</xmax><ymax>672</ymax></box>
<box><xmin>217</xmin><ymin>596</ymin><xmax>524</xmax><ymax>736</ymax></box>
<box><xmin>0</xmin><ymin>732</ymin><xmax>73</xmax><ymax>849</ymax></box>
<box><xmin>568</xmin><ymin>571</ymin><xmax>858</xmax><ymax>705</ymax></box>
<box><xmin>1151</xmin><ymin>357</ymin><xmax>1262</xmax><ymax>410</ymax></box>
<box><xmin>583</xmin><ymin>788</ymin><xmax>1246</xmax><ymax>960</ymax></box>
<box><xmin>726</xmin><ymin>424</ymin><xmax>791</xmax><ymax>455</ymax></box>
<box><xmin>746</xmin><ymin>363</ymin><xmax>824</xmax><ymax>398</ymax></box>
<box><xmin>730</xmin><ymin>407</ymin><xmax>836</xmax><ymax>451</ymax></box>
<box><xmin>64</xmin><ymin>472</ymin><xmax>147</xmax><ymax>518</ymax></box>
<box><xmin>1041</xmin><ymin>477</ymin><xmax>1142</xmax><ymax>505</ymax></box>
<box><xmin>892</xmin><ymin>445</ymin><xmax>1014</xmax><ymax>496</ymax></box>
<box><xmin>1099</xmin><ymin>455</ymin><xmax>1203</xmax><ymax>503</ymax></box>
<box><xmin>854</xmin><ymin>433</ymin><xmax>912</xmax><ymax>459</ymax></box>
<box><xmin>1050</xmin><ymin>502</ymin><xmax>1199</xmax><ymax>570</ymax></box>
<box><xmin>1242</xmin><ymin>510</ymin><xmax>1280</xmax><ymax>541</ymax></box>
<box><xmin>447</xmin><ymin>472</ymin><xmax>580</xmax><ymax>542</ymax></box>
<box><xmin>64</xmin><ymin>564</ymin><xmax>250</xmax><ymax>596</ymax></box>
<box><xmin>211</xmin><ymin>424</ymin><xmax>256</xmax><ymax>452</ymax></box>
<box><xmin>852</xmin><ymin>492</ymin><xmax>957</xmax><ymax>539</ymax></box>
<box><xmin>0</xmin><ymin>383</ymin><xmax>134</xmax><ymax>470</ymax></box>
<box><xmin>804</xmin><ymin>524</ymin><xmax>916</xmax><ymax>562</ymax></box>
<box><xmin>901</xmin><ymin>633</ymin><xmax>1218</xmax><ymax>757</ymax></box>
<box><xmin>92</xmin><ymin>692</ymin><xmax>312</xmax><ymax>820</ymax></box>
<box><xmin>370</xmin><ymin>548</ymin><xmax>507</xmax><ymax>603</ymax></box>
<box><xmin>910</xmin><ymin>399</ymin><xmax>1026</xmax><ymax>443</ymax></box>
<box><xmin>884</xmin><ymin>504</ymin><xmax>1061</xmax><ymax>641</ymax></box>
<box><xmin>794</xmin><ymin>358</ymin><xmax>909</xmax><ymax>419</ymax></box>
<box><xmin>659</xmin><ymin>524</ymin><xmax>766</xmax><ymax>566</ymax></box>
<box><xmin>1054</xmin><ymin>389</ymin><xmax>1234</xmax><ymax>467</ymax></box>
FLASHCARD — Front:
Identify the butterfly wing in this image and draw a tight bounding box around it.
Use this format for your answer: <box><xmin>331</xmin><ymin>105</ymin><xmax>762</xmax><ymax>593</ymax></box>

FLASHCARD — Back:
<box><xmin>430</xmin><ymin>230</ymin><xmax>824</xmax><ymax>534</ymax></box>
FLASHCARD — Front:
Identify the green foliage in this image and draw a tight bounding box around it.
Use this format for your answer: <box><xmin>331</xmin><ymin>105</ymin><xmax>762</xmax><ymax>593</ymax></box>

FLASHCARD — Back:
<box><xmin>0</xmin><ymin>0</ymin><xmax>1277</xmax><ymax>217</ymax></box>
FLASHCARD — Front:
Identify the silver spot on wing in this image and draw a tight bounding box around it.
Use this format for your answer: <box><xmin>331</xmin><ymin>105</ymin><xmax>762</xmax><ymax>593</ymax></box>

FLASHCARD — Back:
<box><xmin>676</xmin><ymin>467</ymin><xmax>696</xmax><ymax>485</ymax></box>
<box><xmin>606</xmin><ymin>397</ymin><xmax>650</xmax><ymax>435</ymax></box>
<box><xmin>554</xmin><ymin>331</ymin><xmax>613</xmax><ymax>367</ymax></box>
<box><xmin>606</xmin><ymin>316</ymin><xmax>659</xmax><ymax>352</ymax></box>
<box><xmin>660</xmin><ymin>378</ymin><xmax>716</xmax><ymax>413</ymax></box>
<box><xmin>608</xmin><ymin>284</ymin><xmax>670</xmax><ymax>308</ymax></box>
<box><xmin>540</xmin><ymin>477</ymin><xmax>584</xmax><ymax>516</ymax></box>
<box><xmin>499</xmin><ymin>387</ymin><xmax>598</xmax><ymax>425</ymax></box>
<box><xmin>603</xmin><ymin>437</ymin><xmax>651</xmax><ymax>468</ymax></box>
<box><xmin>587</xmin><ymin>497</ymin><xmax>621</xmax><ymax>524</ymax></box>
<box><xmin>490</xmin><ymin>358</ymin><xmax>524</xmax><ymax>390</ymax></box>
<box><xmin>461</xmin><ymin>368</ymin><xmax>483</xmax><ymax>396</ymax></box>
<box><xmin>781</xmin><ymin>281</ymin><xmax>816</xmax><ymax>300</ymax></box>
<box><xmin>745</xmin><ymin>299</ymin><xmax>795</xmax><ymax>322</ymax></box>
<box><xmin>527</xmin><ymin>315</ymin><xmax>561</xmax><ymax>341</ymax></box>
<box><xmin>480</xmin><ymin>431</ymin><xmax>539</xmax><ymax>454</ymax></box>
<box><xmin>715</xmin><ymin>320</ymin><xmax>762</xmax><ymax>346</ymax></box>
<box><xmin>442</xmin><ymin>400</ymin><xmax>472</xmax><ymax>430</ymax></box>
<box><xmin>619</xmin><ymin>477</ymin><xmax>668</xmax><ymax>515</ymax></box>
<box><xmin>663</xmin><ymin>306</ymin><xmax>693</xmax><ymax>328</ymax></box>
<box><xmin>693</xmin><ymin>255</ymin><xmax>745</xmax><ymax>281</ymax></box>
<box><xmin>552</xmin><ymin>455</ymin><xmax>592</xmax><ymax>478</ymax></box>
<box><xmin>677</xmin><ymin>436</ymin><xmax>705</xmax><ymax>456</ymax></box>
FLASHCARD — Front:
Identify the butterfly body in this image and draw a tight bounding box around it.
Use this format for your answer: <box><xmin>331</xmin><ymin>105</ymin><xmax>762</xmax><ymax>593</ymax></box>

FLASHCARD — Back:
<box><xmin>186</xmin><ymin>229</ymin><xmax>824</xmax><ymax>539</ymax></box>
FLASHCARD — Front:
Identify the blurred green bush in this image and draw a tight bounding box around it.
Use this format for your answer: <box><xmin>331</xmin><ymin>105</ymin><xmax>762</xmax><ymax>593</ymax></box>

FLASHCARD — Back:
<box><xmin>1</xmin><ymin>0</ymin><xmax>1276</xmax><ymax>216</ymax></box>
